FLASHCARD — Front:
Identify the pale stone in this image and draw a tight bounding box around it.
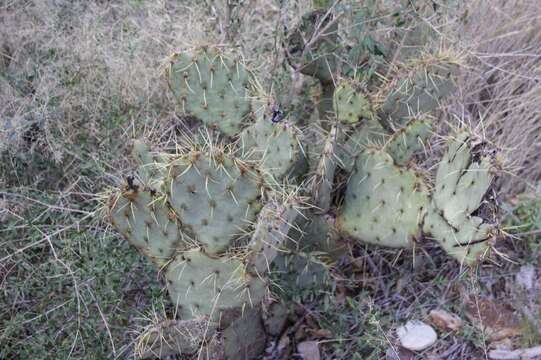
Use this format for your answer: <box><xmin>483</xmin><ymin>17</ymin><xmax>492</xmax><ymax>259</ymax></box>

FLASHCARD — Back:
<box><xmin>397</xmin><ymin>320</ymin><xmax>437</xmax><ymax>351</ymax></box>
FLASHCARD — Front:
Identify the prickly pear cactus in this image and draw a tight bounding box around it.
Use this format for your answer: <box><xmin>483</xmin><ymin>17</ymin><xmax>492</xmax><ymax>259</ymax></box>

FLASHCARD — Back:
<box><xmin>108</xmin><ymin>187</ymin><xmax>184</xmax><ymax>267</ymax></box>
<box><xmin>337</xmin><ymin>148</ymin><xmax>429</xmax><ymax>247</ymax></box>
<box><xmin>333</xmin><ymin>80</ymin><xmax>373</xmax><ymax>124</ymax></box>
<box><xmin>376</xmin><ymin>55</ymin><xmax>459</xmax><ymax>128</ymax></box>
<box><xmin>285</xmin><ymin>8</ymin><xmax>338</xmax><ymax>85</ymax></box>
<box><xmin>384</xmin><ymin>118</ymin><xmax>432</xmax><ymax>166</ymax></box>
<box><xmin>336</xmin><ymin>129</ymin><xmax>497</xmax><ymax>264</ymax></box>
<box><xmin>164</xmin><ymin>149</ymin><xmax>263</xmax><ymax>254</ymax></box>
<box><xmin>423</xmin><ymin>132</ymin><xmax>496</xmax><ymax>263</ymax></box>
<box><xmin>105</xmin><ymin>44</ymin><xmax>310</xmax><ymax>359</ymax></box>
<box><xmin>106</xmin><ymin>3</ymin><xmax>506</xmax><ymax>357</ymax></box>
<box><xmin>107</xmin><ymin>141</ymin><xmax>299</xmax><ymax>357</ymax></box>
<box><xmin>166</xmin><ymin>46</ymin><xmax>254</xmax><ymax>137</ymax></box>
<box><xmin>165</xmin><ymin>248</ymin><xmax>266</xmax><ymax>323</ymax></box>
<box><xmin>240</xmin><ymin>116</ymin><xmax>302</xmax><ymax>182</ymax></box>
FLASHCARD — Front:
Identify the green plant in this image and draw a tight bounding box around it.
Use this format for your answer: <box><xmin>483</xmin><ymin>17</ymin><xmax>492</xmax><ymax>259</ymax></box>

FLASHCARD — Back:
<box><xmin>106</xmin><ymin>46</ymin><xmax>301</xmax><ymax>359</ymax></box>
<box><xmin>104</xmin><ymin>3</ymin><xmax>502</xmax><ymax>359</ymax></box>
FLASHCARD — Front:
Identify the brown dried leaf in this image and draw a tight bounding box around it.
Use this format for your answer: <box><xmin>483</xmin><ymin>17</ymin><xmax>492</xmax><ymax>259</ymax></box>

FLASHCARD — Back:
<box><xmin>308</xmin><ymin>328</ymin><xmax>333</xmax><ymax>339</ymax></box>
<box><xmin>429</xmin><ymin>309</ymin><xmax>463</xmax><ymax>331</ymax></box>
<box><xmin>466</xmin><ymin>298</ymin><xmax>522</xmax><ymax>341</ymax></box>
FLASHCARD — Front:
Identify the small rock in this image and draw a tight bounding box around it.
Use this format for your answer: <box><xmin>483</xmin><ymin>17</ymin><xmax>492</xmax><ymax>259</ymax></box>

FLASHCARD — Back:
<box><xmin>429</xmin><ymin>309</ymin><xmax>463</xmax><ymax>331</ymax></box>
<box><xmin>397</xmin><ymin>320</ymin><xmax>437</xmax><ymax>351</ymax></box>
<box><xmin>516</xmin><ymin>265</ymin><xmax>535</xmax><ymax>291</ymax></box>
<box><xmin>297</xmin><ymin>341</ymin><xmax>320</xmax><ymax>360</ymax></box>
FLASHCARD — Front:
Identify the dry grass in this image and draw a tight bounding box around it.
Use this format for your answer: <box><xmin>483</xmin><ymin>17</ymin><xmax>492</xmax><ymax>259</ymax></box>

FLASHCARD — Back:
<box><xmin>447</xmin><ymin>0</ymin><xmax>541</xmax><ymax>196</ymax></box>
<box><xmin>0</xmin><ymin>1</ymin><xmax>214</xmax><ymax>165</ymax></box>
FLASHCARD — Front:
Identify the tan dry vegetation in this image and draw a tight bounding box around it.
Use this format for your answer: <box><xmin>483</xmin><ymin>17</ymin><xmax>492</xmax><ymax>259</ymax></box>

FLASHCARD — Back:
<box><xmin>0</xmin><ymin>1</ymin><xmax>214</xmax><ymax>160</ymax></box>
<box><xmin>448</xmin><ymin>0</ymin><xmax>541</xmax><ymax>195</ymax></box>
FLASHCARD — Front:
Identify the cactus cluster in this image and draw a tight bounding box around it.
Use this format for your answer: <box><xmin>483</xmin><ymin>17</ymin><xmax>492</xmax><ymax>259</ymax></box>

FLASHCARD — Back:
<box><xmin>105</xmin><ymin>3</ymin><xmax>501</xmax><ymax>359</ymax></box>
<box><xmin>106</xmin><ymin>47</ymin><xmax>305</xmax><ymax>359</ymax></box>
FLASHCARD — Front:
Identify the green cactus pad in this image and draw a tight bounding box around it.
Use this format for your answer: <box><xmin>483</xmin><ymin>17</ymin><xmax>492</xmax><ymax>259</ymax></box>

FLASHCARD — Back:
<box><xmin>433</xmin><ymin>132</ymin><xmax>494</xmax><ymax>228</ymax></box>
<box><xmin>239</xmin><ymin>117</ymin><xmax>301</xmax><ymax>182</ymax></box>
<box><xmin>165</xmin><ymin>249</ymin><xmax>266</xmax><ymax>323</ymax></box>
<box><xmin>425</xmin><ymin>131</ymin><xmax>495</xmax><ymax>264</ymax></box>
<box><xmin>108</xmin><ymin>187</ymin><xmax>183</xmax><ymax>267</ymax></box>
<box><xmin>385</xmin><ymin>119</ymin><xmax>432</xmax><ymax>166</ymax></box>
<box><xmin>246</xmin><ymin>202</ymin><xmax>299</xmax><ymax>275</ymax></box>
<box><xmin>378</xmin><ymin>61</ymin><xmax>458</xmax><ymax>128</ymax></box>
<box><xmin>423</xmin><ymin>203</ymin><xmax>493</xmax><ymax>264</ymax></box>
<box><xmin>287</xmin><ymin>212</ymin><xmax>347</xmax><ymax>260</ymax></box>
<box><xmin>273</xmin><ymin>252</ymin><xmax>329</xmax><ymax>291</ymax></box>
<box><xmin>335</xmin><ymin>118</ymin><xmax>387</xmax><ymax>172</ymax></box>
<box><xmin>337</xmin><ymin>149</ymin><xmax>429</xmax><ymax>247</ymax></box>
<box><xmin>166</xmin><ymin>47</ymin><xmax>253</xmax><ymax>137</ymax></box>
<box><xmin>132</xmin><ymin>139</ymin><xmax>167</xmax><ymax>187</ymax></box>
<box><xmin>333</xmin><ymin>81</ymin><xmax>373</xmax><ymax>124</ymax></box>
<box><xmin>164</xmin><ymin>151</ymin><xmax>263</xmax><ymax>254</ymax></box>
<box><xmin>311</xmin><ymin>125</ymin><xmax>337</xmax><ymax>212</ymax></box>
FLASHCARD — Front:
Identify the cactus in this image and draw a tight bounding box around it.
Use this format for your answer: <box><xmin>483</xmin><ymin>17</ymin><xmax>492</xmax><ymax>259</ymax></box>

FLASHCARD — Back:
<box><xmin>311</xmin><ymin>125</ymin><xmax>338</xmax><ymax>213</ymax></box>
<box><xmin>164</xmin><ymin>149</ymin><xmax>263</xmax><ymax>254</ymax></box>
<box><xmin>166</xmin><ymin>46</ymin><xmax>254</xmax><ymax>137</ymax></box>
<box><xmin>131</xmin><ymin>139</ymin><xmax>167</xmax><ymax>187</ymax></box>
<box><xmin>108</xmin><ymin>187</ymin><xmax>184</xmax><ymax>267</ymax></box>
<box><xmin>285</xmin><ymin>8</ymin><xmax>338</xmax><ymax>85</ymax></box>
<box><xmin>336</xmin><ymin>130</ymin><xmax>496</xmax><ymax>264</ymax></box>
<box><xmin>239</xmin><ymin>115</ymin><xmax>302</xmax><ymax>182</ymax></box>
<box><xmin>423</xmin><ymin>132</ymin><xmax>496</xmax><ymax>263</ymax></box>
<box><xmin>384</xmin><ymin>118</ymin><xmax>432</xmax><ymax>166</ymax></box>
<box><xmin>376</xmin><ymin>55</ymin><xmax>459</xmax><ymax>129</ymax></box>
<box><xmin>103</xmin><ymin>3</ymin><xmax>506</xmax><ymax>356</ymax></box>
<box><xmin>165</xmin><ymin>248</ymin><xmax>266</xmax><ymax>323</ymax></box>
<box><xmin>337</xmin><ymin>149</ymin><xmax>429</xmax><ymax>248</ymax></box>
<box><xmin>333</xmin><ymin>80</ymin><xmax>374</xmax><ymax>124</ymax></box>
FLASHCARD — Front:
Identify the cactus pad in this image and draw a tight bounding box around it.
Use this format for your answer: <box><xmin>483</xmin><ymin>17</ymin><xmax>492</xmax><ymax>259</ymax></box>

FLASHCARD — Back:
<box><xmin>424</xmin><ymin>132</ymin><xmax>495</xmax><ymax>263</ymax></box>
<box><xmin>335</xmin><ymin>119</ymin><xmax>387</xmax><ymax>172</ymax></box>
<box><xmin>165</xmin><ymin>249</ymin><xmax>266</xmax><ymax>323</ymax></box>
<box><xmin>273</xmin><ymin>252</ymin><xmax>329</xmax><ymax>291</ymax></box>
<box><xmin>378</xmin><ymin>60</ymin><xmax>458</xmax><ymax>127</ymax></box>
<box><xmin>337</xmin><ymin>149</ymin><xmax>429</xmax><ymax>247</ymax></box>
<box><xmin>286</xmin><ymin>9</ymin><xmax>338</xmax><ymax>84</ymax></box>
<box><xmin>424</xmin><ymin>203</ymin><xmax>493</xmax><ymax>264</ymax></box>
<box><xmin>132</xmin><ymin>139</ymin><xmax>166</xmax><ymax>187</ymax></box>
<box><xmin>246</xmin><ymin>202</ymin><xmax>299</xmax><ymax>275</ymax></box>
<box><xmin>167</xmin><ymin>47</ymin><xmax>253</xmax><ymax>137</ymax></box>
<box><xmin>333</xmin><ymin>81</ymin><xmax>373</xmax><ymax>124</ymax></box>
<box><xmin>240</xmin><ymin>117</ymin><xmax>301</xmax><ymax>182</ymax></box>
<box><xmin>164</xmin><ymin>151</ymin><xmax>263</xmax><ymax>254</ymax></box>
<box><xmin>108</xmin><ymin>187</ymin><xmax>183</xmax><ymax>266</ymax></box>
<box><xmin>385</xmin><ymin>119</ymin><xmax>432</xmax><ymax>166</ymax></box>
<box><xmin>433</xmin><ymin>132</ymin><xmax>494</xmax><ymax>228</ymax></box>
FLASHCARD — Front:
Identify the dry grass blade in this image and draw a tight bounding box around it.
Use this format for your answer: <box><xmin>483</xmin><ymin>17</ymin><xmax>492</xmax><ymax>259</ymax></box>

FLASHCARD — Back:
<box><xmin>447</xmin><ymin>0</ymin><xmax>541</xmax><ymax>195</ymax></box>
